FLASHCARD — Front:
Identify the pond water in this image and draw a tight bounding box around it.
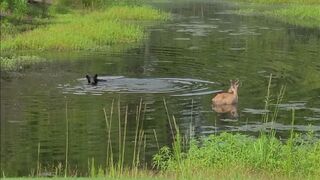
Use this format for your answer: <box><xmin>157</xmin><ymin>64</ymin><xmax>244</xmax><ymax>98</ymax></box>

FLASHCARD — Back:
<box><xmin>1</xmin><ymin>1</ymin><xmax>320</xmax><ymax>176</ymax></box>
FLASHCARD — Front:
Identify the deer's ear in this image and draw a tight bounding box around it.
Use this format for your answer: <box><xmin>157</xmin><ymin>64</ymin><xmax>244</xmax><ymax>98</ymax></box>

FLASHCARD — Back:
<box><xmin>94</xmin><ymin>74</ymin><xmax>98</xmax><ymax>79</ymax></box>
<box><xmin>86</xmin><ymin>75</ymin><xmax>91</xmax><ymax>83</ymax></box>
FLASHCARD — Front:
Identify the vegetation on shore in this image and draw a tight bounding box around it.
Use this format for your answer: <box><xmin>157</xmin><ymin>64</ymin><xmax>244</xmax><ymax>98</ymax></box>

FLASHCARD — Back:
<box><xmin>0</xmin><ymin>55</ymin><xmax>46</xmax><ymax>71</ymax></box>
<box><xmin>231</xmin><ymin>0</ymin><xmax>320</xmax><ymax>28</ymax></box>
<box><xmin>153</xmin><ymin>132</ymin><xmax>320</xmax><ymax>179</ymax></box>
<box><xmin>1</xmin><ymin>6</ymin><xmax>169</xmax><ymax>51</ymax></box>
<box><xmin>3</xmin><ymin>133</ymin><xmax>320</xmax><ymax>179</ymax></box>
<box><xmin>0</xmin><ymin>2</ymin><xmax>169</xmax><ymax>71</ymax></box>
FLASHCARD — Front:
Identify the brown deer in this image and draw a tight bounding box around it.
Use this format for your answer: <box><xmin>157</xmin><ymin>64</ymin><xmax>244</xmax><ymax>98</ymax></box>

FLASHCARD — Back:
<box><xmin>212</xmin><ymin>80</ymin><xmax>239</xmax><ymax>105</ymax></box>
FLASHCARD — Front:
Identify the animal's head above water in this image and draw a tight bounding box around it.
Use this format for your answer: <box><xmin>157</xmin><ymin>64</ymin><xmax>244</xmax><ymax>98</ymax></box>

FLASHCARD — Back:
<box><xmin>86</xmin><ymin>74</ymin><xmax>98</xmax><ymax>85</ymax></box>
<box><xmin>228</xmin><ymin>80</ymin><xmax>240</xmax><ymax>94</ymax></box>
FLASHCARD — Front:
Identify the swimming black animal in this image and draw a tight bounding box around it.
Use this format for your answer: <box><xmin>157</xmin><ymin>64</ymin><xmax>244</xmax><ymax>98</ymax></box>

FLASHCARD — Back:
<box><xmin>85</xmin><ymin>74</ymin><xmax>106</xmax><ymax>85</ymax></box>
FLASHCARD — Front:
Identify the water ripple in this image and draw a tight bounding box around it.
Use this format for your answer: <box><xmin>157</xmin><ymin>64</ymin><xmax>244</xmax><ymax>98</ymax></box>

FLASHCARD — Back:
<box><xmin>60</xmin><ymin>76</ymin><xmax>217</xmax><ymax>96</ymax></box>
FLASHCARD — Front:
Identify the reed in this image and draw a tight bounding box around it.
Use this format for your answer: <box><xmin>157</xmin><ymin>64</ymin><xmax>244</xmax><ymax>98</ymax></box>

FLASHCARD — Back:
<box><xmin>117</xmin><ymin>97</ymin><xmax>122</xmax><ymax>172</ymax></box>
<box><xmin>121</xmin><ymin>105</ymin><xmax>128</xmax><ymax>174</ymax></box>
<box><xmin>263</xmin><ymin>74</ymin><xmax>272</xmax><ymax>123</ymax></box>
<box><xmin>36</xmin><ymin>142</ymin><xmax>41</xmax><ymax>177</ymax></box>
<box><xmin>163</xmin><ymin>98</ymin><xmax>175</xmax><ymax>139</ymax></box>
<box><xmin>153</xmin><ymin>129</ymin><xmax>160</xmax><ymax>151</ymax></box>
<box><xmin>99</xmin><ymin>97</ymin><xmax>149</xmax><ymax>178</ymax></box>
<box><xmin>64</xmin><ymin>101</ymin><xmax>69</xmax><ymax>177</ymax></box>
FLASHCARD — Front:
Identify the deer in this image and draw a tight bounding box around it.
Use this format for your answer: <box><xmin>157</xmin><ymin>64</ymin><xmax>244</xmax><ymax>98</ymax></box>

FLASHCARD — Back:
<box><xmin>212</xmin><ymin>80</ymin><xmax>239</xmax><ymax>105</ymax></box>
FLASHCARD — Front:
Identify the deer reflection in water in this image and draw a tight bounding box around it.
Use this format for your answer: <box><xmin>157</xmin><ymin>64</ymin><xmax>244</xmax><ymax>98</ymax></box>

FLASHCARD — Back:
<box><xmin>212</xmin><ymin>104</ymin><xmax>239</xmax><ymax>119</ymax></box>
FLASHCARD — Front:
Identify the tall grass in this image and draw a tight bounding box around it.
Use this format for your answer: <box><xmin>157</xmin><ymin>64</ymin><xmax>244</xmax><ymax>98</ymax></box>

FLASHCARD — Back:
<box><xmin>1</xmin><ymin>6</ymin><xmax>169</xmax><ymax>51</ymax></box>
<box><xmin>97</xmin><ymin>97</ymin><xmax>147</xmax><ymax>178</ymax></box>
<box><xmin>65</xmin><ymin>101</ymin><xmax>69</xmax><ymax>177</ymax></box>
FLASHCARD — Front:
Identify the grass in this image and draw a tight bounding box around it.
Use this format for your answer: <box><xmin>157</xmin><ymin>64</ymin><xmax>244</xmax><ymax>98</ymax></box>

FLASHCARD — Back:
<box><xmin>0</xmin><ymin>55</ymin><xmax>46</xmax><ymax>71</ymax></box>
<box><xmin>153</xmin><ymin>133</ymin><xmax>320</xmax><ymax>179</ymax></box>
<box><xmin>231</xmin><ymin>0</ymin><xmax>320</xmax><ymax>28</ymax></box>
<box><xmin>0</xmin><ymin>6</ymin><xmax>169</xmax><ymax>51</ymax></box>
<box><xmin>266</xmin><ymin>5</ymin><xmax>320</xmax><ymax>27</ymax></box>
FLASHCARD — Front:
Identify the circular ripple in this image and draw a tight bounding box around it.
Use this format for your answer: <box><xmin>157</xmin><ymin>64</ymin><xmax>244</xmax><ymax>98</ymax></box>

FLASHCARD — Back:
<box><xmin>60</xmin><ymin>76</ymin><xmax>218</xmax><ymax>96</ymax></box>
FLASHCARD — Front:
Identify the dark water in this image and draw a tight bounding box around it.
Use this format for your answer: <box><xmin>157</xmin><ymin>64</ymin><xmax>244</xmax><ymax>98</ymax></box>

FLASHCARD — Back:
<box><xmin>1</xmin><ymin>1</ymin><xmax>320</xmax><ymax>176</ymax></box>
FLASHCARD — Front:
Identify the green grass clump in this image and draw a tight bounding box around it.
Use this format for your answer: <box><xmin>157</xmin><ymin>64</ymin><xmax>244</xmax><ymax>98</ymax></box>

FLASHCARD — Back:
<box><xmin>0</xmin><ymin>55</ymin><xmax>46</xmax><ymax>71</ymax></box>
<box><xmin>232</xmin><ymin>0</ymin><xmax>320</xmax><ymax>27</ymax></box>
<box><xmin>1</xmin><ymin>6</ymin><xmax>169</xmax><ymax>51</ymax></box>
<box><xmin>266</xmin><ymin>5</ymin><xmax>320</xmax><ymax>27</ymax></box>
<box><xmin>103</xmin><ymin>6</ymin><xmax>170</xmax><ymax>20</ymax></box>
<box><xmin>1</xmin><ymin>19</ymin><xmax>143</xmax><ymax>51</ymax></box>
<box><xmin>153</xmin><ymin>133</ymin><xmax>320</xmax><ymax>178</ymax></box>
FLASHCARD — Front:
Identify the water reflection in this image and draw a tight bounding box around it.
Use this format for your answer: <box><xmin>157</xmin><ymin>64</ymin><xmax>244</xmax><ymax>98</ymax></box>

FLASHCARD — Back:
<box><xmin>212</xmin><ymin>104</ymin><xmax>238</xmax><ymax>120</ymax></box>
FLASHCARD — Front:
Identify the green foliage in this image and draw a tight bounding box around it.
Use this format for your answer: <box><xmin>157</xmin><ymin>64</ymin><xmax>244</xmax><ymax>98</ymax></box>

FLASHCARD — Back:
<box><xmin>0</xmin><ymin>0</ymin><xmax>9</xmax><ymax>12</ymax></box>
<box><xmin>0</xmin><ymin>0</ymin><xmax>29</xmax><ymax>18</ymax></box>
<box><xmin>13</xmin><ymin>0</ymin><xmax>27</xmax><ymax>18</ymax></box>
<box><xmin>153</xmin><ymin>133</ymin><xmax>320</xmax><ymax>177</ymax></box>
<box><xmin>153</xmin><ymin>146</ymin><xmax>172</xmax><ymax>170</ymax></box>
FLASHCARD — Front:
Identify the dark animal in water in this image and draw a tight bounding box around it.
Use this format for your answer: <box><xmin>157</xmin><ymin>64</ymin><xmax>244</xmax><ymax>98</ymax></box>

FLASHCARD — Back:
<box><xmin>85</xmin><ymin>74</ymin><xmax>106</xmax><ymax>85</ymax></box>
